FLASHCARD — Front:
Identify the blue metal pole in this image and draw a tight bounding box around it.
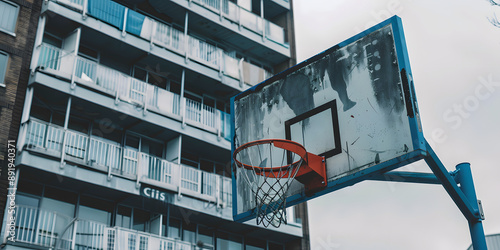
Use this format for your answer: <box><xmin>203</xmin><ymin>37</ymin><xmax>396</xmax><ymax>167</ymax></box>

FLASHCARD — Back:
<box><xmin>456</xmin><ymin>163</ymin><xmax>487</xmax><ymax>250</ymax></box>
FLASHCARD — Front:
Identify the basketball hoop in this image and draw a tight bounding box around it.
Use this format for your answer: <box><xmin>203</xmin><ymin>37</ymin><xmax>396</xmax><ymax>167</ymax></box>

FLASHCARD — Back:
<box><xmin>233</xmin><ymin>139</ymin><xmax>327</xmax><ymax>227</ymax></box>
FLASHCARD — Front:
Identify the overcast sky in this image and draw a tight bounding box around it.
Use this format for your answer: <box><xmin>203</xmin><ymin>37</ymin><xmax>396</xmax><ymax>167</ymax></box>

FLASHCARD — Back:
<box><xmin>292</xmin><ymin>0</ymin><xmax>500</xmax><ymax>249</ymax></box>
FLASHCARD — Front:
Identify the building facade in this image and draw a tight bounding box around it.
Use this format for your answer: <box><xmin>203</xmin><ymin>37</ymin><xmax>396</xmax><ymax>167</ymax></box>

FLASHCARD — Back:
<box><xmin>0</xmin><ymin>0</ymin><xmax>42</xmax><ymax>238</ymax></box>
<box><xmin>1</xmin><ymin>0</ymin><xmax>309</xmax><ymax>249</ymax></box>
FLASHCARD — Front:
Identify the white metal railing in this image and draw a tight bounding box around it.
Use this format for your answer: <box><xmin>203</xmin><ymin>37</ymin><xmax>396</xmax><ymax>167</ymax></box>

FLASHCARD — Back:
<box><xmin>180</xmin><ymin>164</ymin><xmax>201</xmax><ymax>193</ymax></box>
<box><xmin>152</xmin><ymin>87</ymin><xmax>181</xmax><ymax>116</ymax></box>
<box><xmin>202</xmin><ymin>171</ymin><xmax>217</xmax><ymax>197</ymax></box>
<box><xmin>88</xmin><ymin>137</ymin><xmax>122</xmax><ymax>171</ymax></box>
<box><xmin>239</xmin><ymin>7</ymin><xmax>263</xmax><ymax>34</ymax></box>
<box><xmin>14</xmin><ymin>206</ymin><xmax>198</xmax><ymax>250</ymax></box>
<box><xmin>65</xmin><ymin>130</ymin><xmax>88</xmax><ymax>160</ymax></box>
<box><xmin>221</xmin><ymin>176</ymin><xmax>232</xmax><ymax>207</ymax></box>
<box><xmin>192</xmin><ymin>0</ymin><xmax>220</xmax><ymax>12</ymax></box>
<box><xmin>140</xmin><ymin>153</ymin><xmax>173</xmax><ymax>185</ymax></box>
<box><xmin>154</xmin><ymin>21</ymin><xmax>185</xmax><ymax>52</ymax></box>
<box><xmin>26</xmin><ymin>119</ymin><xmax>47</xmax><ymax>148</ymax></box>
<box><xmin>185</xmin><ymin>98</ymin><xmax>202</xmax><ymax>124</ymax></box>
<box><xmin>242</xmin><ymin>60</ymin><xmax>272</xmax><ymax>86</ymax></box>
<box><xmin>122</xmin><ymin>147</ymin><xmax>139</xmax><ymax>176</ymax></box>
<box><xmin>24</xmin><ymin>119</ymin><xmax>232</xmax><ymax>206</ymax></box>
<box><xmin>47</xmin><ymin>0</ymin><xmax>274</xmax><ymax>83</ymax></box>
<box><xmin>74</xmin><ymin>220</ymin><xmax>107</xmax><ymax>249</ymax></box>
<box><xmin>14</xmin><ymin>205</ymin><xmax>73</xmax><ymax>248</ymax></box>
<box><xmin>188</xmin><ymin>37</ymin><xmax>220</xmax><ymax>68</ymax></box>
<box><xmin>109</xmin><ymin>227</ymin><xmax>192</xmax><ymax>250</ymax></box>
<box><xmin>184</xmin><ymin>98</ymin><xmax>218</xmax><ymax>130</ymax></box>
<box><xmin>38</xmin><ymin>43</ymin><xmax>63</xmax><ymax>71</ymax></box>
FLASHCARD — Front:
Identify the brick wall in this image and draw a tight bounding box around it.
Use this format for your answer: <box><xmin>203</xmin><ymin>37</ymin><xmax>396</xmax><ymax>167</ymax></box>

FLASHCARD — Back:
<box><xmin>0</xmin><ymin>0</ymin><xmax>41</xmax><ymax>231</ymax></box>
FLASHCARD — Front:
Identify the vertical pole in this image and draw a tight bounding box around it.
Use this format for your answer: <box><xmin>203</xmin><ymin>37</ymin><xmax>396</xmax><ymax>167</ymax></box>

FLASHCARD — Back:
<box><xmin>31</xmin><ymin>15</ymin><xmax>46</xmax><ymax>74</ymax></box>
<box><xmin>184</xmin><ymin>12</ymin><xmax>189</xmax><ymax>62</ymax></box>
<box><xmin>180</xmin><ymin>70</ymin><xmax>186</xmax><ymax>128</ymax></box>
<box><xmin>260</xmin><ymin>0</ymin><xmax>265</xmax><ymax>41</ymax></box>
<box><xmin>17</xmin><ymin>87</ymin><xmax>34</xmax><ymax>151</ymax></box>
<box><xmin>60</xmin><ymin>96</ymin><xmax>72</xmax><ymax>168</ymax></box>
<box><xmin>456</xmin><ymin>163</ymin><xmax>487</xmax><ymax>250</ymax></box>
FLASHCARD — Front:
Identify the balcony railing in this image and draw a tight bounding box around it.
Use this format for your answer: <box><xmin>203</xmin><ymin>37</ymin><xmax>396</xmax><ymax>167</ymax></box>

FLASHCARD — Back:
<box><xmin>46</xmin><ymin>0</ymin><xmax>273</xmax><ymax>86</ymax></box>
<box><xmin>14</xmin><ymin>205</ymin><xmax>74</xmax><ymax>248</ymax></box>
<box><xmin>194</xmin><ymin>0</ymin><xmax>287</xmax><ymax>46</ymax></box>
<box><xmin>24</xmin><ymin>118</ymin><xmax>232</xmax><ymax>206</ymax></box>
<box><xmin>37</xmin><ymin>48</ymin><xmax>230</xmax><ymax>140</ymax></box>
<box><xmin>13</xmin><ymin>205</ymin><xmax>195</xmax><ymax>250</ymax></box>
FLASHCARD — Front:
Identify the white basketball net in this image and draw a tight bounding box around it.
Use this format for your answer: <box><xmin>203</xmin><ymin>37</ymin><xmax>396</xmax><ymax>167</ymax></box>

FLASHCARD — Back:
<box><xmin>234</xmin><ymin>141</ymin><xmax>304</xmax><ymax>228</ymax></box>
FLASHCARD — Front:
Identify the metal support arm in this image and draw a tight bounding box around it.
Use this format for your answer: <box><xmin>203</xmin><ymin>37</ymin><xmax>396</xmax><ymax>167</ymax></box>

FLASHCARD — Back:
<box><xmin>369</xmin><ymin>140</ymin><xmax>487</xmax><ymax>249</ymax></box>
<box><xmin>423</xmin><ymin>140</ymin><xmax>480</xmax><ymax>222</ymax></box>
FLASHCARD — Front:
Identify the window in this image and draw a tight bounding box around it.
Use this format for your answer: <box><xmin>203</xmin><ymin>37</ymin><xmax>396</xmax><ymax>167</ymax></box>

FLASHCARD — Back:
<box><xmin>115</xmin><ymin>206</ymin><xmax>132</xmax><ymax>228</ymax></box>
<box><xmin>198</xmin><ymin>225</ymin><xmax>213</xmax><ymax>247</ymax></box>
<box><xmin>78</xmin><ymin>195</ymin><xmax>113</xmax><ymax>225</ymax></box>
<box><xmin>182</xmin><ymin>222</ymin><xmax>196</xmax><ymax>243</ymax></box>
<box><xmin>0</xmin><ymin>51</ymin><xmax>7</xmax><ymax>87</ymax></box>
<box><xmin>216</xmin><ymin>231</ymin><xmax>242</xmax><ymax>250</ymax></box>
<box><xmin>132</xmin><ymin>208</ymin><xmax>150</xmax><ymax>232</ymax></box>
<box><xmin>0</xmin><ymin>0</ymin><xmax>19</xmax><ymax>36</ymax></box>
<box><xmin>167</xmin><ymin>218</ymin><xmax>181</xmax><ymax>239</ymax></box>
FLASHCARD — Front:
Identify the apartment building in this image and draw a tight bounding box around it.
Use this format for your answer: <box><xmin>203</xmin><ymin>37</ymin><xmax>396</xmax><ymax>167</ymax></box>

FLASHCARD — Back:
<box><xmin>0</xmin><ymin>0</ymin><xmax>42</xmax><ymax>238</ymax></box>
<box><xmin>1</xmin><ymin>0</ymin><xmax>310</xmax><ymax>249</ymax></box>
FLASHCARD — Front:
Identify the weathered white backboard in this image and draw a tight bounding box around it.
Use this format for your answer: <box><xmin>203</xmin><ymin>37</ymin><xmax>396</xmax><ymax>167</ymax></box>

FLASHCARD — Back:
<box><xmin>231</xmin><ymin>16</ymin><xmax>426</xmax><ymax>222</ymax></box>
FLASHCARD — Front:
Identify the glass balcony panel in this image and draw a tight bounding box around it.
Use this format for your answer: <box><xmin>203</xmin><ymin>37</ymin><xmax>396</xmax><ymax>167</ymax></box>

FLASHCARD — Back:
<box><xmin>242</xmin><ymin>61</ymin><xmax>269</xmax><ymax>86</ymax></box>
<box><xmin>155</xmin><ymin>87</ymin><xmax>181</xmax><ymax>116</ymax></box>
<box><xmin>239</xmin><ymin>8</ymin><xmax>263</xmax><ymax>34</ymax></box>
<box><xmin>222</xmin><ymin>1</ymin><xmax>239</xmax><ymax>22</ymax></box>
<box><xmin>223</xmin><ymin>53</ymin><xmax>239</xmax><ymax>79</ymax></box>
<box><xmin>265</xmin><ymin>20</ymin><xmax>285</xmax><ymax>45</ymax></box>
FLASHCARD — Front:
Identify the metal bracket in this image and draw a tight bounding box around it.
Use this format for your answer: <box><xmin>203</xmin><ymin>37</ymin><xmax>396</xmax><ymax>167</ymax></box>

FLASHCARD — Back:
<box><xmin>478</xmin><ymin>200</ymin><xmax>485</xmax><ymax>220</ymax></box>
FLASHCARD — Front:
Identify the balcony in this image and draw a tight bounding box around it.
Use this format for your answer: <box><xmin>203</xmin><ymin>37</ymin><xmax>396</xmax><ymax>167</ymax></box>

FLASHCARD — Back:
<box><xmin>12</xmin><ymin>205</ymin><xmax>193</xmax><ymax>250</ymax></box>
<box><xmin>42</xmin><ymin>0</ymin><xmax>273</xmax><ymax>87</ymax></box>
<box><xmin>36</xmin><ymin>43</ymin><xmax>232</xmax><ymax>142</ymax></box>
<box><xmin>22</xmin><ymin>118</ymin><xmax>233</xmax><ymax>207</ymax></box>
<box><xmin>187</xmin><ymin>0</ymin><xmax>288</xmax><ymax>45</ymax></box>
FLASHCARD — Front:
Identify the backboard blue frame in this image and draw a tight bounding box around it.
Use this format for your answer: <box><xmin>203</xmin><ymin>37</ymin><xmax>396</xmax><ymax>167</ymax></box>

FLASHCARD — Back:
<box><xmin>231</xmin><ymin>16</ymin><xmax>427</xmax><ymax>223</ymax></box>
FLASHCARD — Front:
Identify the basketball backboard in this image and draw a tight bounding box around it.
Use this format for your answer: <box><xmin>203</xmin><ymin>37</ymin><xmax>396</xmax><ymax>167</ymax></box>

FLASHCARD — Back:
<box><xmin>231</xmin><ymin>16</ymin><xmax>426</xmax><ymax>223</ymax></box>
